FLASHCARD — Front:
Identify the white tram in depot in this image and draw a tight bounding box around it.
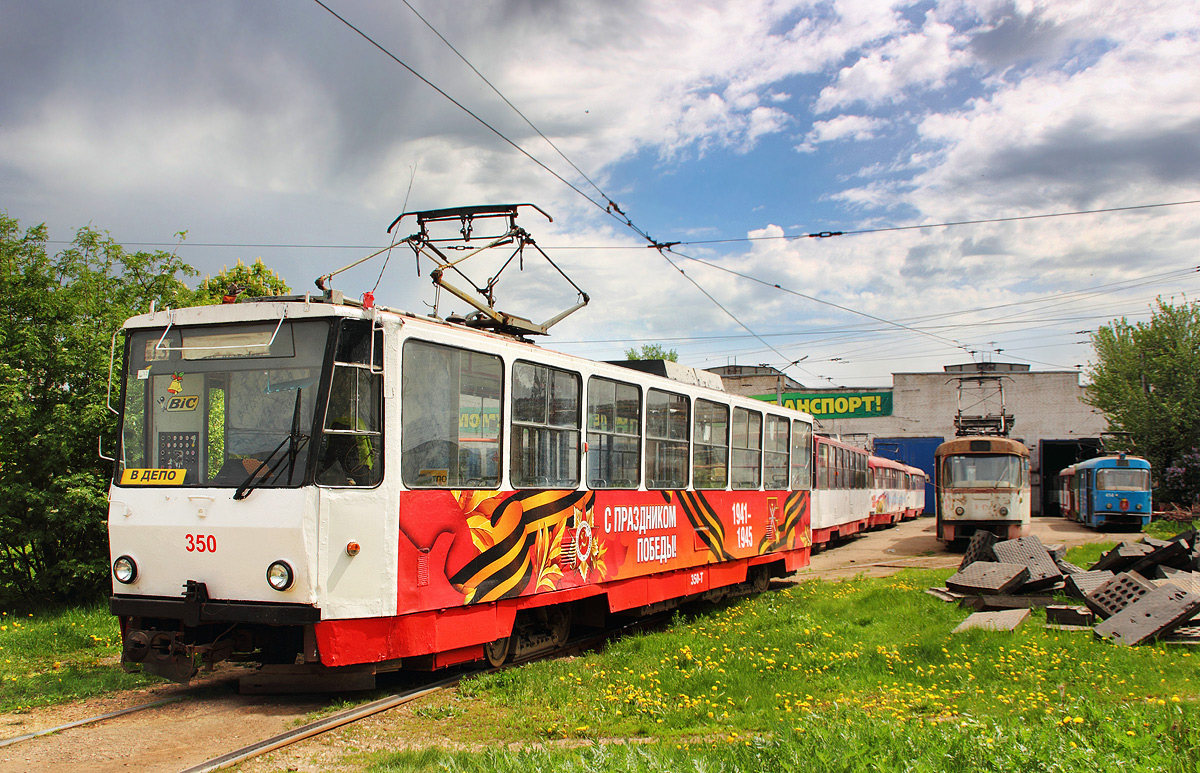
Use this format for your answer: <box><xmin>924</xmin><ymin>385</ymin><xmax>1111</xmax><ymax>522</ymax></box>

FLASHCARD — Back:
<box><xmin>809</xmin><ymin>434</ymin><xmax>871</xmax><ymax>545</ymax></box>
<box><xmin>107</xmin><ymin>294</ymin><xmax>816</xmax><ymax>687</ymax></box>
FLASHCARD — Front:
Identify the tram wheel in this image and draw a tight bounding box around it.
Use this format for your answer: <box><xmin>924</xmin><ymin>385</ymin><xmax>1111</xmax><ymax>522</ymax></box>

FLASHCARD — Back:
<box><xmin>750</xmin><ymin>566</ymin><xmax>770</xmax><ymax>594</ymax></box>
<box><xmin>484</xmin><ymin>636</ymin><xmax>510</xmax><ymax>668</ymax></box>
<box><xmin>546</xmin><ymin>607</ymin><xmax>572</xmax><ymax>647</ymax></box>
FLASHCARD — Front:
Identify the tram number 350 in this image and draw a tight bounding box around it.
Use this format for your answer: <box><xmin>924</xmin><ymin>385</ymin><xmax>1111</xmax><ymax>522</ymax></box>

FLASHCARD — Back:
<box><xmin>185</xmin><ymin>534</ymin><xmax>217</xmax><ymax>553</ymax></box>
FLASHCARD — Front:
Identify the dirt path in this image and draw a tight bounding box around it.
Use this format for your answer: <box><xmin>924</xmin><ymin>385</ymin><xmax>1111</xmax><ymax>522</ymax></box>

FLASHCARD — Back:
<box><xmin>795</xmin><ymin>514</ymin><xmax>1117</xmax><ymax>580</ymax></box>
<box><xmin>0</xmin><ymin>666</ymin><xmax>330</xmax><ymax>773</ymax></box>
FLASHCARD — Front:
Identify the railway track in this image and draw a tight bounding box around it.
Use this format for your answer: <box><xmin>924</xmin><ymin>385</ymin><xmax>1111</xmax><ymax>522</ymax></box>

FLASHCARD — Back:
<box><xmin>183</xmin><ymin>613</ymin><xmax>680</xmax><ymax>771</ymax></box>
<box><xmin>180</xmin><ymin>672</ymin><xmax>469</xmax><ymax>773</ymax></box>
<box><xmin>0</xmin><ymin>695</ymin><xmax>186</xmax><ymax>750</ymax></box>
<box><xmin>0</xmin><ymin>611</ymin><xmax>677</xmax><ymax>773</ymax></box>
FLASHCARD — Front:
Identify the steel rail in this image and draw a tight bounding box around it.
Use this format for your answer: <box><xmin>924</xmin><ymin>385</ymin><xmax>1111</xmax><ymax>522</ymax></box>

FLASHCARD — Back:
<box><xmin>180</xmin><ymin>614</ymin><xmax>683</xmax><ymax>771</ymax></box>
<box><xmin>0</xmin><ymin>695</ymin><xmax>185</xmax><ymax>749</ymax></box>
<box><xmin>178</xmin><ymin>671</ymin><xmax>472</xmax><ymax>773</ymax></box>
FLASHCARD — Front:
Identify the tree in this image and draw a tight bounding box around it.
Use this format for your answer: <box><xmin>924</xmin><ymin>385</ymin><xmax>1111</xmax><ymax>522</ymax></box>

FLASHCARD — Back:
<box><xmin>0</xmin><ymin>215</ymin><xmax>197</xmax><ymax>607</ymax></box>
<box><xmin>1085</xmin><ymin>298</ymin><xmax>1200</xmax><ymax>502</ymax></box>
<box><xmin>192</xmin><ymin>257</ymin><xmax>290</xmax><ymax>304</ymax></box>
<box><xmin>624</xmin><ymin>343</ymin><xmax>678</xmax><ymax>362</ymax></box>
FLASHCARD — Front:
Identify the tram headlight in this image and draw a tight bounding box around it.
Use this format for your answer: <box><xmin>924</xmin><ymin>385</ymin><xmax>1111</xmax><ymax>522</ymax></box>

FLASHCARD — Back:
<box><xmin>1136</xmin><ymin>503</ymin><xmax>1143</xmax><ymax>510</ymax></box>
<box><xmin>999</xmin><ymin>507</ymin><xmax>1008</xmax><ymax>516</ymax></box>
<box><xmin>955</xmin><ymin>506</ymin><xmax>965</xmax><ymax>515</ymax></box>
<box><xmin>112</xmin><ymin>555</ymin><xmax>138</xmax><ymax>584</ymax></box>
<box><xmin>266</xmin><ymin>561</ymin><xmax>294</xmax><ymax>591</ymax></box>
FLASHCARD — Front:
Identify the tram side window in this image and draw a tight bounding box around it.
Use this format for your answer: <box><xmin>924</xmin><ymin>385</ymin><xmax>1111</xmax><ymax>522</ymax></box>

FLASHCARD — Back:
<box><xmin>817</xmin><ymin>443</ymin><xmax>829</xmax><ymax>489</ymax></box>
<box><xmin>731</xmin><ymin>407</ymin><xmax>762</xmax><ymax>490</ymax></box>
<box><xmin>401</xmin><ymin>340</ymin><xmax>502</xmax><ymax>488</ymax></box>
<box><xmin>790</xmin><ymin>420</ymin><xmax>812</xmax><ymax>491</ymax></box>
<box><xmin>587</xmin><ymin>377</ymin><xmax>640</xmax><ymax>488</ymax></box>
<box><xmin>511</xmin><ymin>361</ymin><xmax>581</xmax><ymax>489</ymax></box>
<box><xmin>646</xmin><ymin>389</ymin><xmax>689</xmax><ymax>489</ymax></box>
<box><xmin>763</xmin><ymin>415</ymin><xmax>789</xmax><ymax>489</ymax></box>
<box><xmin>693</xmin><ymin>399</ymin><xmax>729</xmax><ymax>489</ymax></box>
<box><xmin>317</xmin><ymin>321</ymin><xmax>384</xmax><ymax>487</ymax></box>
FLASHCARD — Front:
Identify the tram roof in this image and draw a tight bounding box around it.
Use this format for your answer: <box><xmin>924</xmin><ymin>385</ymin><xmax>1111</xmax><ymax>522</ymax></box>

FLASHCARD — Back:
<box><xmin>121</xmin><ymin>294</ymin><xmax>815</xmax><ymax>422</ymax></box>
<box><xmin>1073</xmin><ymin>454</ymin><xmax>1150</xmax><ymax>470</ymax></box>
<box><xmin>934</xmin><ymin>436</ymin><xmax>1030</xmax><ymax>457</ymax></box>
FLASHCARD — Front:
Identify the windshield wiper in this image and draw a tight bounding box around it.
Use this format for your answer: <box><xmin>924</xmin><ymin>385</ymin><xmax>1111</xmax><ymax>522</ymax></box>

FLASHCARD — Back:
<box><xmin>233</xmin><ymin>390</ymin><xmax>309</xmax><ymax>500</ymax></box>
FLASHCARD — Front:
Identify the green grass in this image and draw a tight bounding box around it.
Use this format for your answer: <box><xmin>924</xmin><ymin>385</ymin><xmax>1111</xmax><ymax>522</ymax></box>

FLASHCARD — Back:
<box><xmin>5</xmin><ymin>517</ymin><xmax>1199</xmax><ymax>768</ymax></box>
<box><xmin>0</xmin><ymin>603</ymin><xmax>159</xmax><ymax>712</ymax></box>
<box><xmin>361</xmin><ymin>565</ymin><xmax>1199</xmax><ymax>772</ymax></box>
<box><xmin>1145</xmin><ymin>519</ymin><xmax>1198</xmax><ymax>541</ymax></box>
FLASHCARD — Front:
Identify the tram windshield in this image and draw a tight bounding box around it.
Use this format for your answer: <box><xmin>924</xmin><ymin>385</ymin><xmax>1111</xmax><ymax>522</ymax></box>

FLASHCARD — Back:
<box><xmin>116</xmin><ymin>320</ymin><xmax>331</xmax><ymax>488</ymax></box>
<box><xmin>1096</xmin><ymin>468</ymin><xmax>1150</xmax><ymax>491</ymax></box>
<box><xmin>942</xmin><ymin>454</ymin><xmax>1024</xmax><ymax>488</ymax></box>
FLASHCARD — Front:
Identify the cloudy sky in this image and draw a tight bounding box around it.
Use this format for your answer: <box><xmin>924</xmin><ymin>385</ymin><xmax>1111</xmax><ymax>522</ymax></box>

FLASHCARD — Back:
<box><xmin>3</xmin><ymin>0</ymin><xmax>1199</xmax><ymax>388</ymax></box>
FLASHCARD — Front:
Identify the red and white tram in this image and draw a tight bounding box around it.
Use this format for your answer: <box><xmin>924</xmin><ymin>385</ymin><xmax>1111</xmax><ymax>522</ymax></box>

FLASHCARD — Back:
<box><xmin>868</xmin><ymin>455</ymin><xmax>908</xmax><ymax>528</ymax></box>
<box><xmin>902</xmin><ymin>465</ymin><xmax>927</xmax><ymax>521</ymax></box>
<box><xmin>107</xmin><ymin>295</ymin><xmax>816</xmax><ymax>685</ymax></box>
<box><xmin>809</xmin><ymin>435</ymin><xmax>871</xmax><ymax>545</ymax></box>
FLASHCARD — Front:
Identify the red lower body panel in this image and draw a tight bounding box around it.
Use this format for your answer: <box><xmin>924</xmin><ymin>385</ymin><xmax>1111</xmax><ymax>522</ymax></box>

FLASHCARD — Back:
<box><xmin>314</xmin><ymin>547</ymin><xmax>809</xmax><ymax>667</ymax></box>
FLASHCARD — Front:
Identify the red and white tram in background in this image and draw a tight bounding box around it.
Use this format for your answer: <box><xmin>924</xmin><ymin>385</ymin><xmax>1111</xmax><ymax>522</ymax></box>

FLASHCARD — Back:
<box><xmin>808</xmin><ymin>438</ymin><xmax>926</xmax><ymax>547</ymax></box>
<box><xmin>107</xmin><ymin>295</ymin><xmax>819</xmax><ymax>686</ymax></box>
<box><xmin>869</xmin><ymin>456</ymin><xmax>927</xmax><ymax>527</ymax></box>
<box><xmin>810</xmin><ymin>435</ymin><xmax>870</xmax><ymax>545</ymax></box>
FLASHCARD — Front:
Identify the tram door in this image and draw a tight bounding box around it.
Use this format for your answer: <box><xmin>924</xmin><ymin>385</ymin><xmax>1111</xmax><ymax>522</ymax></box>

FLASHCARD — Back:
<box><xmin>314</xmin><ymin>319</ymin><xmax>397</xmax><ymax>618</ymax></box>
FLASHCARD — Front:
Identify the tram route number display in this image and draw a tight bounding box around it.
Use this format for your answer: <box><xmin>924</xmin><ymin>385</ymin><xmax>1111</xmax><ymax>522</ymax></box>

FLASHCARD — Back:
<box><xmin>185</xmin><ymin>534</ymin><xmax>217</xmax><ymax>553</ymax></box>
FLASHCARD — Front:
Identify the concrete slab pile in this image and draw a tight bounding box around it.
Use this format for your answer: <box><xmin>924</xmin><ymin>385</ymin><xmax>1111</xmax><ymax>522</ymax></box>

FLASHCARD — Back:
<box><xmin>929</xmin><ymin>529</ymin><xmax>1200</xmax><ymax>645</ymax></box>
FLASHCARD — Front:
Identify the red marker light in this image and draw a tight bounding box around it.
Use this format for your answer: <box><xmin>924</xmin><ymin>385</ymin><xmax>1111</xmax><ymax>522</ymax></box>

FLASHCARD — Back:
<box><xmin>362</xmin><ymin>292</ymin><xmax>375</xmax><ymax>310</ymax></box>
<box><xmin>346</xmin><ymin>541</ymin><xmax>361</xmax><ymax>557</ymax></box>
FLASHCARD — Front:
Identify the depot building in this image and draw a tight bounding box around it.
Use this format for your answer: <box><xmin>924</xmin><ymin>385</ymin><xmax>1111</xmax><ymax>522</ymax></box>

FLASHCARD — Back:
<box><xmin>708</xmin><ymin>361</ymin><xmax>1109</xmax><ymax>518</ymax></box>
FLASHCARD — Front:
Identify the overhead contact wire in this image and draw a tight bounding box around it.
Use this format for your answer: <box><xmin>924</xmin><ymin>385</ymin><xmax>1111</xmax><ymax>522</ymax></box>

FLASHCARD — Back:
<box><xmin>312</xmin><ymin>0</ymin><xmax>613</xmax><ymax>221</ymax></box>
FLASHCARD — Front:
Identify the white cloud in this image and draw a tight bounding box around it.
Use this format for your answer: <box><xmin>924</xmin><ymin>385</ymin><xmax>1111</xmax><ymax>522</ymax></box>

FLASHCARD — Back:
<box><xmin>3</xmin><ymin>0</ymin><xmax>1200</xmax><ymax>386</ymax></box>
<box><xmin>796</xmin><ymin>114</ymin><xmax>889</xmax><ymax>153</ymax></box>
<box><xmin>815</xmin><ymin>10</ymin><xmax>971</xmax><ymax>112</ymax></box>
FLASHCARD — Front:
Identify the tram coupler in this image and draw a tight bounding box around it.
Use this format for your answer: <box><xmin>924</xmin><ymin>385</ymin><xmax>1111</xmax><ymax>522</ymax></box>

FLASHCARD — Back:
<box><xmin>121</xmin><ymin>629</ymin><xmax>199</xmax><ymax>683</ymax></box>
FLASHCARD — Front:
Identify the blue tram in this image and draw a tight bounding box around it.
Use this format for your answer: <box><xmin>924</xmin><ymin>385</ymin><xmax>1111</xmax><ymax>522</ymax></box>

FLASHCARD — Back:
<box><xmin>1057</xmin><ymin>454</ymin><xmax>1152</xmax><ymax>529</ymax></box>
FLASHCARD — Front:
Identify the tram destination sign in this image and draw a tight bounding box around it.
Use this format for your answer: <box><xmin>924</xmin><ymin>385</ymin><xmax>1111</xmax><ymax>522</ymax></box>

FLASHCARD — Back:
<box><xmin>752</xmin><ymin>391</ymin><xmax>893</xmax><ymax>420</ymax></box>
